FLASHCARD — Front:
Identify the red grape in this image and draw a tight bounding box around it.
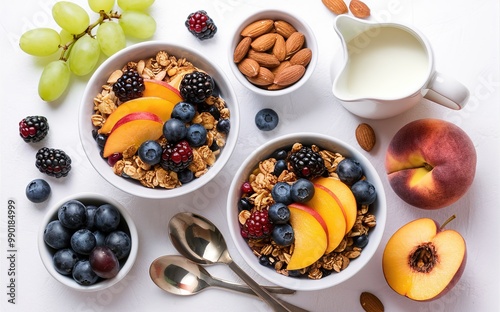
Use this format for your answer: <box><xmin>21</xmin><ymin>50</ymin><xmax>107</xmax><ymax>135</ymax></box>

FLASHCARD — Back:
<box><xmin>89</xmin><ymin>246</ymin><xmax>119</xmax><ymax>278</ymax></box>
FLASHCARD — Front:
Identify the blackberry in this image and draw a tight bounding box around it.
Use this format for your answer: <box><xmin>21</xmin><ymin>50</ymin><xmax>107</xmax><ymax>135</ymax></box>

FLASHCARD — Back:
<box><xmin>19</xmin><ymin>116</ymin><xmax>49</xmax><ymax>143</ymax></box>
<box><xmin>112</xmin><ymin>70</ymin><xmax>144</xmax><ymax>102</ymax></box>
<box><xmin>185</xmin><ymin>10</ymin><xmax>217</xmax><ymax>40</ymax></box>
<box><xmin>35</xmin><ymin>147</ymin><xmax>72</xmax><ymax>178</ymax></box>
<box><xmin>288</xmin><ymin>146</ymin><xmax>326</xmax><ymax>179</ymax></box>
<box><xmin>179</xmin><ymin>71</ymin><xmax>214</xmax><ymax>103</ymax></box>
<box><xmin>160</xmin><ymin>140</ymin><xmax>193</xmax><ymax>172</ymax></box>
<box><xmin>242</xmin><ymin>208</ymin><xmax>273</xmax><ymax>239</ymax></box>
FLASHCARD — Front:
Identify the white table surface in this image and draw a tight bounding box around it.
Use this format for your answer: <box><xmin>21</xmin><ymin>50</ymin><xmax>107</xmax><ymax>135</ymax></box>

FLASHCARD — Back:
<box><xmin>1</xmin><ymin>0</ymin><xmax>499</xmax><ymax>311</ymax></box>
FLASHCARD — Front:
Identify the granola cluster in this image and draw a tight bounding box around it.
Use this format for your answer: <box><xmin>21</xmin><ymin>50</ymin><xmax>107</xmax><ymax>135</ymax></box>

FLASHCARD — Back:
<box><xmin>238</xmin><ymin>143</ymin><xmax>377</xmax><ymax>279</ymax></box>
<box><xmin>90</xmin><ymin>51</ymin><xmax>230</xmax><ymax>189</ymax></box>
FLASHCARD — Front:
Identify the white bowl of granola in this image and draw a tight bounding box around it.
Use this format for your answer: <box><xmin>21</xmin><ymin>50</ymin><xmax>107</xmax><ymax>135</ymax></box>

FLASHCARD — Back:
<box><xmin>226</xmin><ymin>132</ymin><xmax>386</xmax><ymax>291</ymax></box>
<box><xmin>79</xmin><ymin>41</ymin><xmax>239</xmax><ymax>199</ymax></box>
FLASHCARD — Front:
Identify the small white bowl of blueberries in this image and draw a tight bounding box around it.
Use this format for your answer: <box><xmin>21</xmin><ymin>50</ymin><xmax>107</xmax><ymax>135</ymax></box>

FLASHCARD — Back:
<box><xmin>38</xmin><ymin>193</ymin><xmax>138</xmax><ymax>291</ymax></box>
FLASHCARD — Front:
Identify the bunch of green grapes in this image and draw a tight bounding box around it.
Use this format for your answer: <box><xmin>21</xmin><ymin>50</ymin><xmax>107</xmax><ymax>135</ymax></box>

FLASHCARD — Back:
<box><xmin>19</xmin><ymin>0</ymin><xmax>156</xmax><ymax>102</ymax></box>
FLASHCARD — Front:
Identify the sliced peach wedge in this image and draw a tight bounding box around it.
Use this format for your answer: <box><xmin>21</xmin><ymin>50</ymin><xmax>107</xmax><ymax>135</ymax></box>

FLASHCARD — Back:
<box><xmin>103</xmin><ymin>112</ymin><xmax>163</xmax><ymax>157</ymax></box>
<box><xmin>143</xmin><ymin>79</ymin><xmax>183</xmax><ymax>104</ymax></box>
<box><xmin>99</xmin><ymin>97</ymin><xmax>176</xmax><ymax>134</ymax></box>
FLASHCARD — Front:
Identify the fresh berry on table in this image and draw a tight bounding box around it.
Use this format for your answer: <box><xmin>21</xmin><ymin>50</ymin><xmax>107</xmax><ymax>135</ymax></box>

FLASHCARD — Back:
<box><xmin>19</xmin><ymin>116</ymin><xmax>49</xmax><ymax>143</ymax></box>
<box><xmin>35</xmin><ymin>147</ymin><xmax>72</xmax><ymax>178</ymax></box>
<box><xmin>255</xmin><ymin>108</ymin><xmax>279</xmax><ymax>131</ymax></box>
<box><xmin>25</xmin><ymin>178</ymin><xmax>51</xmax><ymax>203</ymax></box>
<box><xmin>185</xmin><ymin>10</ymin><xmax>218</xmax><ymax>40</ymax></box>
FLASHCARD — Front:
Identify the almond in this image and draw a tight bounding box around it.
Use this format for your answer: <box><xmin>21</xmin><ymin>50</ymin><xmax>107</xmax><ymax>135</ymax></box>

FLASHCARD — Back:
<box><xmin>272</xmin><ymin>34</ymin><xmax>286</xmax><ymax>61</ymax></box>
<box><xmin>322</xmin><ymin>0</ymin><xmax>348</xmax><ymax>15</ymax></box>
<box><xmin>251</xmin><ymin>33</ymin><xmax>278</xmax><ymax>52</ymax></box>
<box><xmin>247</xmin><ymin>49</ymin><xmax>281</xmax><ymax>68</ymax></box>
<box><xmin>240</xmin><ymin>19</ymin><xmax>274</xmax><ymax>38</ymax></box>
<box><xmin>233</xmin><ymin>37</ymin><xmax>252</xmax><ymax>63</ymax></box>
<box><xmin>360</xmin><ymin>292</ymin><xmax>384</xmax><ymax>312</ymax></box>
<box><xmin>289</xmin><ymin>48</ymin><xmax>312</xmax><ymax>66</ymax></box>
<box><xmin>237</xmin><ymin>58</ymin><xmax>260</xmax><ymax>78</ymax></box>
<box><xmin>349</xmin><ymin>0</ymin><xmax>371</xmax><ymax>18</ymax></box>
<box><xmin>285</xmin><ymin>32</ymin><xmax>305</xmax><ymax>58</ymax></box>
<box><xmin>274</xmin><ymin>20</ymin><xmax>297</xmax><ymax>39</ymax></box>
<box><xmin>247</xmin><ymin>67</ymin><xmax>275</xmax><ymax>86</ymax></box>
<box><xmin>271</xmin><ymin>60</ymin><xmax>291</xmax><ymax>75</ymax></box>
<box><xmin>273</xmin><ymin>64</ymin><xmax>306</xmax><ymax>87</ymax></box>
<box><xmin>355</xmin><ymin>123</ymin><xmax>376</xmax><ymax>152</ymax></box>
<box><xmin>267</xmin><ymin>84</ymin><xmax>285</xmax><ymax>90</ymax></box>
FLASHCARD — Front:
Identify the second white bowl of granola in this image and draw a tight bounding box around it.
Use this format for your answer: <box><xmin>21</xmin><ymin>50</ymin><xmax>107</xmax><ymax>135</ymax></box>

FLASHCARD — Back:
<box><xmin>227</xmin><ymin>132</ymin><xmax>386</xmax><ymax>291</ymax></box>
<box><xmin>79</xmin><ymin>41</ymin><xmax>239</xmax><ymax>199</ymax></box>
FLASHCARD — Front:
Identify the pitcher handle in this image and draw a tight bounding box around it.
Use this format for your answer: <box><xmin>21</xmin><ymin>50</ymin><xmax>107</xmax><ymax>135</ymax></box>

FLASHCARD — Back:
<box><xmin>423</xmin><ymin>71</ymin><xmax>469</xmax><ymax>110</ymax></box>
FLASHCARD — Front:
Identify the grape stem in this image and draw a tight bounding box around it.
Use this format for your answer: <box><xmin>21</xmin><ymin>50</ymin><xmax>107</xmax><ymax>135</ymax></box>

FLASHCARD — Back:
<box><xmin>59</xmin><ymin>10</ymin><xmax>122</xmax><ymax>61</ymax></box>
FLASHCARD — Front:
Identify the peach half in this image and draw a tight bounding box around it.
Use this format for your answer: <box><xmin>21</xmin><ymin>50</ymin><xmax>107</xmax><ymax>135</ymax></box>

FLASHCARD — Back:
<box><xmin>382</xmin><ymin>217</ymin><xmax>466</xmax><ymax>301</ymax></box>
<box><xmin>99</xmin><ymin>97</ymin><xmax>176</xmax><ymax>134</ymax></box>
<box><xmin>103</xmin><ymin>112</ymin><xmax>163</xmax><ymax>157</ymax></box>
<box><xmin>143</xmin><ymin>79</ymin><xmax>183</xmax><ymax>104</ymax></box>
<box><xmin>385</xmin><ymin>118</ymin><xmax>477</xmax><ymax>209</ymax></box>
<box><xmin>287</xmin><ymin>204</ymin><xmax>328</xmax><ymax>270</ymax></box>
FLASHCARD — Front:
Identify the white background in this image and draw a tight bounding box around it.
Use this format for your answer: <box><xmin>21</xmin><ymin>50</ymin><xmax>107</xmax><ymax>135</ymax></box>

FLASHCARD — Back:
<box><xmin>1</xmin><ymin>0</ymin><xmax>499</xmax><ymax>311</ymax></box>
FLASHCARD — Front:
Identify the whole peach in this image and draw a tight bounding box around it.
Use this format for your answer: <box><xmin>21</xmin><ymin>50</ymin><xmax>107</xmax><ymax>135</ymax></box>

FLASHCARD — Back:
<box><xmin>385</xmin><ymin>119</ymin><xmax>476</xmax><ymax>209</ymax></box>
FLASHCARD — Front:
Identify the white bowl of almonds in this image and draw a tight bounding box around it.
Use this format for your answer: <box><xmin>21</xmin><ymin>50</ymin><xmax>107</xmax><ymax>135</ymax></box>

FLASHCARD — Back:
<box><xmin>79</xmin><ymin>41</ymin><xmax>239</xmax><ymax>199</ymax></box>
<box><xmin>226</xmin><ymin>132</ymin><xmax>386</xmax><ymax>290</ymax></box>
<box><xmin>229</xmin><ymin>9</ymin><xmax>318</xmax><ymax>96</ymax></box>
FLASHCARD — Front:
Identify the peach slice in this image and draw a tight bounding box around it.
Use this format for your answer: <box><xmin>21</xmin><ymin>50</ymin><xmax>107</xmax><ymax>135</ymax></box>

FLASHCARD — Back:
<box><xmin>99</xmin><ymin>97</ymin><xmax>176</xmax><ymax>134</ymax></box>
<box><xmin>306</xmin><ymin>184</ymin><xmax>347</xmax><ymax>253</ymax></box>
<box><xmin>287</xmin><ymin>204</ymin><xmax>328</xmax><ymax>270</ymax></box>
<box><xmin>313</xmin><ymin>177</ymin><xmax>357</xmax><ymax>233</ymax></box>
<box><xmin>382</xmin><ymin>217</ymin><xmax>466</xmax><ymax>301</ymax></box>
<box><xmin>143</xmin><ymin>79</ymin><xmax>183</xmax><ymax>104</ymax></box>
<box><xmin>103</xmin><ymin>112</ymin><xmax>163</xmax><ymax>157</ymax></box>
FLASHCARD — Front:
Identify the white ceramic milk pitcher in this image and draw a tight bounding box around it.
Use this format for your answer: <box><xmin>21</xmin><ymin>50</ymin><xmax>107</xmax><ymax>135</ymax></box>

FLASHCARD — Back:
<box><xmin>331</xmin><ymin>15</ymin><xmax>469</xmax><ymax>119</ymax></box>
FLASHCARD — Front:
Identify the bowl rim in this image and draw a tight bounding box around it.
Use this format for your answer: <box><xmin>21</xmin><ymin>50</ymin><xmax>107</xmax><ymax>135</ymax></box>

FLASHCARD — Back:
<box><xmin>226</xmin><ymin>132</ymin><xmax>387</xmax><ymax>290</ymax></box>
<box><xmin>228</xmin><ymin>8</ymin><xmax>319</xmax><ymax>96</ymax></box>
<box><xmin>38</xmin><ymin>192</ymin><xmax>139</xmax><ymax>292</ymax></box>
<box><xmin>78</xmin><ymin>40</ymin><xmax>240</xmax><ymax>199</ymax></box>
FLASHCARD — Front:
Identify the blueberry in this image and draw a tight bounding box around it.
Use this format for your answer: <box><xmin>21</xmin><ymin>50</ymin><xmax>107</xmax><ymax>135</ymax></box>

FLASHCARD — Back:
<box><xmin>258</xmin><ymin>255</ymin><xmax>274</xmax><ymax>268</ymax></box>
<box><xmin>336</xmin><ymin>158</ymin><xmax>364</xmax><ymax>186</ymax></box>
<box><xmin>272</xmin><ymin>149</ymin><xmax>288</xmax><ymax>160</ymax></box>
<box><xmin>255</xmin><ymin>108</ymin><xmax>279</xmax><ymax>131</ymax></box>
<box><xmin>105</xmin><ymin>230</ymin><xmax>131</xmax><ymax>260</ymax></box>
<box><xmin>351</xmin><ymin>180</ymin><xmax>377</xmax><ymax>205</ymax></box>
<box><xmin>209</xmin><ymin>141</ymin><xmax>220</xmax><ymax>152</ymax></box>
<box><xmin>271</xmin><ymin>182</ymin><xmax>292</xmax><ymax>205</ymax></box>
<box><xmin>288</xmin><ymin>270</ymin><xmax>302</xmax><ymax>277</ymax></box>
<box><xmin>94</xmin><ymin>204</ymin><xmax>120</xmax><ymax>233</ymax></box>
<box><xmin>171</xmin><ymin>101</ymin><xmax>196</xmax><ymax>122</ymax></box>
<box><xmin>353</xmin><ymin>234</ymin><xmax>369</xmax><ymax>248</ymax></box>
<box><xmin>163</xmin><ymin>118</ymin><xmax>187</xmax><ymax>142</ymax></box>
<box><xmin>95</xmin><ymin>133</ymin><xmax>107</xmax><ymax>149</ymax></box>
<box><xmin>58</xmin><ymin>200</ymin><xmax>87</xmax><ymax>229</ymax></box>
<box><xmin>186</xmin><ymin>123</ymin><xmax>207</xmax><ymax>147</ymax></box>
<box><xmin>272</xmin><ymin>224</ymin><xmax>294</xmax><ymax>246</ymax></box>
<box><xmin>93</xmin><ymin>230</ymin><xmax>106</xmax><ymax>247</ymax></box>
<box><xmin>273</xmin><ymin>159</ymin><xmax>287</xmax><ymax>177</ymax></box>
<box><xmin>138</xmin><ymin>140</ymin><xmax>163</xmax><ymax>165</ymax></box>
<box><xmin>72</xmin><ymin>260</ymin><xmax>99</xmax><ymax>285</ymax></box>
<box><xmin>207</xmin><ymin>105</ymin><xmax>220</xmax><ymax>120</ymax></box>
<box><xmin>44</xmin><ymin>220</ymin><xmax>72</xmax><ymax>249</ymax></box>
<box><xmin>268</xmin><ymin>202</ymin><xmax>290</xmax><ymax>224</ymax></box>
<box><xmin>71</xmin><ymin>229</ymin><xmax>97</xmax><ymax>255</ymax></box>
<box><xmin>26</xmin><ymin>178</ymin><xmax>51</xmax><ymax>203</ymax></box>
<box><xmin>178</xmin><ymin>169</ymin><xmax>194</xmax><ymax>184</ymax></box>
<box><xmin>85</xmin><ymin>205</ymin><xmax>98</xmax><ymax>230</ymax></box>
<box><xmin>52</xmin><ymin>248</ymin><xmax>79</xmax><ymax>275</ymax></box>
<box><xmin>216</xmin><ymin>118</ymin><xmax>230</xmax><ymax>134</ymax></box>
<box><xmin>238</xmin><ymin>198</ymin><xmax>253</xmax><ymax>211</ymax></box>
<box><xmin>290</xmin><ymin>178</ymin><xmax>315</xmax><ymax>203</ymax></box>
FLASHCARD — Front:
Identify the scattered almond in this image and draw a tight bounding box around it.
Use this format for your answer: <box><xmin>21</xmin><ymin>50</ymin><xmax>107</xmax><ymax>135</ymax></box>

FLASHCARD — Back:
<box><xmin>355</xmin><ymin>123</ymin><xmax>376</xmax><ymax>152</ymax></box>
<box><xmin>233</xmin><ymin>37</ymin><xmax>252</xmax><ymax>63</ymax></box>
<box><xmin>349</xmin><ymin>0</ymin><xmax>371</xmax><ymax>18</ymax></box>
<box><xmin>251</xmin><ymin>33</ymin><xmax>278</xmax><ymax>52</ymax></box>
<box><xmin>322</xmin><ymin>0</ymin><xmax>348</xmax><ymax>15</ymax></box>
<box><xmin>273</xmin><ymin>64</ymin><xmax>306</xmax><ymax>87</ymax></box>
<box><xmin>247</xmin><ymin>67</ymin><xmax>275</xmax><ymax>86</ymax></box>
<box><xmin>248</xmin><ymin>49</ymin><xmax>281</xmax><ymax>68</ymax></box>
<box><xmin>240</xmin><ymin>19</ymin><xmax>274</xmax><ymax>38</ymax></box>
<box><xmin>274</xmin><ymin>20</ymin><xmax>297</xmax><ymax>38</ymax></box>
<box><xmin>285</xmin><ymin>32</ymin><xmax>305</xmax><ymax>58</ymax></box>
<box><xmin>272</xmin><ymin>34</ymin><xmax>287</xmax><ymax>61</ymax></box>
<box><xmin>289</xmin><ymin>48</ymin><xmax>312</xmax><ymax>66</ymax></box>
<box><xmin>237</xmin><ymin>58</ymin><xmax>260</xmax><ymax>78</ymax></box>
<box><xmin>360</xmin><ymin>292</ymin><xmax>384</xmax><ymax>312</ymax></box>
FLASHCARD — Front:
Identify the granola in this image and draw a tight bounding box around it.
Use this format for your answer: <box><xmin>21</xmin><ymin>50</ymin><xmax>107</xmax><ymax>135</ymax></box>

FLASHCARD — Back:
<box><xmin>90</xmin><ymin>50</ymin><xmax>231</xmax><ymax>189</ymax></box>
<box><xmin>238</xmin><ymin>143</ymin><xmax>377</xmax><ymax>280</ymax></box>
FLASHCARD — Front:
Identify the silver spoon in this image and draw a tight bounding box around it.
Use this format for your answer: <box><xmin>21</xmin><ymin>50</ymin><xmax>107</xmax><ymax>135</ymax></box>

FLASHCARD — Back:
<box><xmin>168</xmin><ymin>212</ymin><xmax>309</xmax><ymax>312</ymax></box>
<box><xmin>149</xmin><ymin>255</ymin><xmax>296</xmax><ymax>297</ymax></box>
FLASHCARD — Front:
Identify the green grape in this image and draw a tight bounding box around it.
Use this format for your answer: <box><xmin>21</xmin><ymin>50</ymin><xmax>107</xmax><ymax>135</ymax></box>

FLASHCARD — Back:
<box><xmin>119</xmin><ymin>11</ymin><xmax>156</xmax><ymax>39</ymax></box>
<box><xmin>19</xmin><ymin>28</ymin><xmax>61</xmax><ymax>57</ymax></box>
<box><xmin>59</xmin><ymin>29</ymin><xmax>74</xmax><ymax>45</ymax></box>
<box><xmin>52</xmin><ymin>1</ymin><xmax>90</xmax><ymax>35</ymax></box>
<box><xmin>88</xmin><ymin>0</ymin><xmax>115</xmax><ymax>13</ymax></box>
<box><xmin>97</xmin><ymin>22</ymin><xmax>126</xmax><ymax>56</ymax></box>
<box><xmin>117</xmin><ymin>0</ymin><xmax>154</xmax><ymax>11</ymax></box>
<box><xmin>38</xmin><ymin>60</ymin><xmax>71</xmax><ymax>102</ymax></box>
<box><xmin>68</xmin><ymin>35</ymin><xmax>100</xmax><ymax>76</ymax></box>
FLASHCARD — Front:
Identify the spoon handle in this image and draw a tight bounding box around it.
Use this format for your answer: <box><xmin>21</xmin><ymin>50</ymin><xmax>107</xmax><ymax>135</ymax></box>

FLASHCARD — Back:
<box><xmin>228</xmin><ymin>261</ymin><xmax>310</xmax><ymax>312</ymax></box>
<box><xmin>209</xmin><ymin>277</ymin><xmax>296</xmax><ymax>295</ymax></box>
